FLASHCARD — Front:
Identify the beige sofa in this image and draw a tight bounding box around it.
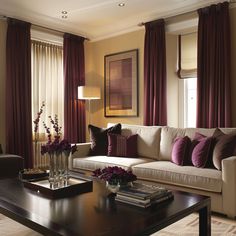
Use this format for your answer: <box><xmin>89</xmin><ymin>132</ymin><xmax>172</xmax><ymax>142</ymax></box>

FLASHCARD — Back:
<box><xmin>69</xmin><ymin>123</ymin><xmax>236</xmax><ymax>218</ymax></box>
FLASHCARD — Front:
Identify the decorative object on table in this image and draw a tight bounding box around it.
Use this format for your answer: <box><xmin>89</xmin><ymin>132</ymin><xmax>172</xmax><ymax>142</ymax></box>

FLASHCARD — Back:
<box><xmin>19</xmin><ymin>168</ymin><xmax>48</xmax><ymax>180</ymax></box>
<box><xmin>104</xmin><ymin>49</ymin><xmax>138</xmax><ymax>117</ymax></box>
<box><xmin>115</xmin><ymin>182</ymin><xmax>173</xmax><ymax>208</ymax></box>
<box><xmin>41</xmin><ymin>115</ymin><xmax>77</xmax><ymax>189</ymax></box>
<box><xmin>92</xmin><ymin>166</ymin><xmax>137</xmax><ymax>193</ymax></box>
<box><xmin>22</xmin><ymin>174</ymin><xmax>93</xmax><ymax>198</ymax></box>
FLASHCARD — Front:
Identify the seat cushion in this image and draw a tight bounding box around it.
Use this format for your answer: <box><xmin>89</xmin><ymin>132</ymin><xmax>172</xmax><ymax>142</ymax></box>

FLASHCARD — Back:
<box><xmin>132</xmin><ymin>161</ymin><xmax>222</xmax><ymax>193</ymax></box>
<box><xmin>73</xmin><ymin>156</ymin><xmax>153</xmax><ymax>171</ymax></box>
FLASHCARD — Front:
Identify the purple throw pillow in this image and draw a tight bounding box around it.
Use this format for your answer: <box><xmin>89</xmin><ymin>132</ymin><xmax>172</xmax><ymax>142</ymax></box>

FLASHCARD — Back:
<box><xmin>192</xmin><ymin>137</ymin><xmax>213</xmax><ymax>168</ymax></box>
<box><xmin>107</xmin><ymin>133</ymin><xmax>138</xmax><ymax>158</ymax></box>
<box><xmin>171</xmin><ymin>136</ymin><xmax>191</xmax><ymax>166</ymax></box>
<box><xmin>88</xmin><ymin>124</ymin><xmax>122</xmax><ymax>155</ymax></box>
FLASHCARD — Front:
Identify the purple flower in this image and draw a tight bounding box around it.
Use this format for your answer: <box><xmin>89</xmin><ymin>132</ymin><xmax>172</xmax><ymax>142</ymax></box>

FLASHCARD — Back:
<box><xmin>92</xmin><ymin>166</ymin><xmax>137</xmax><ymax>184</ymax></box>
<box><xmin>41</xmin><ymin>138</ymin><xmax>77</xmax><ymax>156</ymax></box>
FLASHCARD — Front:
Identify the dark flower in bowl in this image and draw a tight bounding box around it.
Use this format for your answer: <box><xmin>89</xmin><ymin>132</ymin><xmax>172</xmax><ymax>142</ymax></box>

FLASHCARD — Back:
<box><xmin>92</xmin><ymin>166</ymin><xmax>137</xmax><ymax>185</ymax></box>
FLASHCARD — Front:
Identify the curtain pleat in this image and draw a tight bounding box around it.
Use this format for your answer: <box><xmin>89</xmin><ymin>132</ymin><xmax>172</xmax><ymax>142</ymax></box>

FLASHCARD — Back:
<box><xmin>197</xmin><ymin>2</ymin><xmax>231</xmax><ymax>128</ymax></box>
<box><xmin>6</xmin><ymin>18</ymin><xmax>33</xmax><ymax>168</ymax></box>
<box><xmin>63</xmin><ymin>33</ymin><xmax>86</xmax><ymax>143</ymax></box>
<box><xmin>144</xmin><ymin>19</ymin><xmax>167</xmax><ymax>126</ymax></box>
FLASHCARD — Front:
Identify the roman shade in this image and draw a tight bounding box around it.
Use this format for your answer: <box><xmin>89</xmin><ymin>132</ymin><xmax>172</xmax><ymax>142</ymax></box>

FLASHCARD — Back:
<box><xmin>178</xmin><ymin>32</ymin><xmax>197</xmax><ymax>79</ymax></box>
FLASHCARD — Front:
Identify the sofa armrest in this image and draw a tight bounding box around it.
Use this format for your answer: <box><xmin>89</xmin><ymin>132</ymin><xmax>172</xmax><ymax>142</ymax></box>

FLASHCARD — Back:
<box><xmin>222</xmin><ymin>156</ymin><xmax>236</xmax><ymax>218</ymax></box>
<box><xmin>69</xmin><ymin>143</ymin><xmax>91</xmax><ymax>170</ymax></box>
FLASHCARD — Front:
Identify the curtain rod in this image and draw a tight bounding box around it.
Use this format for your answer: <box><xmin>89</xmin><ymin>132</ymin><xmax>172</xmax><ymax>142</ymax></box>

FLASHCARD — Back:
<box><xmin>0</xmin><ymin>15</ymin><xmax>89</xmax><ymax>41</ymax></box>
<box><xmin>138</xmin><ymin>0</ymin><xmax>234</xmax><ymax>27</ymax></box>
<box><xmin>138</xmin><ymin>8</ymin><xmax>196</xmax><ymax>27</ymax></box>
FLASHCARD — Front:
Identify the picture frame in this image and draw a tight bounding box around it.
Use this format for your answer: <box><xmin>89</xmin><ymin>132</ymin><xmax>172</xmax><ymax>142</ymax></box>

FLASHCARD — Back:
<box><xmin>104</xmin><ymin>49</ymin><xmax>138</xmax><ymax>117</ymax></box>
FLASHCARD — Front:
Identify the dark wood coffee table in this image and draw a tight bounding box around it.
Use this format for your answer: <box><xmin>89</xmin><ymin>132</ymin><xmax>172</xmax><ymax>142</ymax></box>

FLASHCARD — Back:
<box><xmin>0</xmin><ymin>176</ymin><xmax>211</xmax><ymax>236</ymax></box>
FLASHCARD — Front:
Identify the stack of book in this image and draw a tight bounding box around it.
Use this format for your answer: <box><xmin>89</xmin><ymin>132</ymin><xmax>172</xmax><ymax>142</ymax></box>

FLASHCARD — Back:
<box><xmin>115</xmin><ymin>182</ymin><xmax>173</xmax><ymax>208</ymax></box>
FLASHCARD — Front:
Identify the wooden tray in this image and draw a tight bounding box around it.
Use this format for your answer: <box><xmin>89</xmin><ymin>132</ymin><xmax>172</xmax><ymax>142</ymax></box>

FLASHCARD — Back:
<box><xmin>23</xmin><ymin>175</ymin><xmax>93</xmax><ymax>198</ymax></box>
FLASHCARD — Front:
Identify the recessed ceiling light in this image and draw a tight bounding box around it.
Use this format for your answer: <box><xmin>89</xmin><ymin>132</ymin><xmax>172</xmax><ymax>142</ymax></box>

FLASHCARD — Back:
<box><xmin>62</xmin><ymin>15</ymin><xmax>68</xmax><ymax>19</ymax></box>
<box><xmin>118</xmin><ymin>3</ymin><xmax>125</xmax><ymax>7</ymax></box>
<box><xmin>62</xmin><ymin>10</ymin><xmax>67</xmax><ymax>14</ymax></box>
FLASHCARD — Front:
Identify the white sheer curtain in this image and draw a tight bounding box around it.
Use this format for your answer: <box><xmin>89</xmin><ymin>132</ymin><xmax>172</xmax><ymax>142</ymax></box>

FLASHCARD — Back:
<box><xmin>31</xmin><ymin>40</ymin><xmax>64</xmax><ymax>141</ymax></box>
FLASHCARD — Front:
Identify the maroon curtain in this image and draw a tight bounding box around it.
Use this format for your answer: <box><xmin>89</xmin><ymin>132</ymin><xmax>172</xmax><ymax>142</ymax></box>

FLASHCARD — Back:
<box><xmin>144</xmin><ymin>19</ymin><xmax>167</xmax><ymax>126</ymax></box>
<box><xmin>197</xmin><ymin>2</ymin><xmax>231</xmax><ymax>128</ymax></box>
<box><xmin>6</xmin><ymin>18</ymin><xmax>33</xmax><ymax>168</ymax></box>
<box><xmin>63</xmin><ymin>33</ymin><xmax>86</xmax><ymax>143</ymax></box>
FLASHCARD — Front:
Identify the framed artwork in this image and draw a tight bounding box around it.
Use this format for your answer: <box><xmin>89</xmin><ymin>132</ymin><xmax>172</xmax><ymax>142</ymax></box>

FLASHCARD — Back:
<box><xmin>104</xmin><ymin>49</ymin><xmax>138</xmax><ymax>117</ymax></box>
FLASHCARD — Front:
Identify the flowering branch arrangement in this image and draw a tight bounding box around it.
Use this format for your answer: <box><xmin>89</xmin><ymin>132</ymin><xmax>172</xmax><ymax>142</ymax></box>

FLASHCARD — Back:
<box><xmin>33</xmin><ymin>102</ymin><xmax>77</xmax><ymax>156</ymax></box>
<box><xmin>33</xmin><ymin>101</ymin><xmax>45</xmax><ymax>142</ymax></box>
<box><xmin>41</xmin><ymin>114</ymin><xmax>77</xmax><ymax>156</ymax></box>
<box><xmin>92</xmin><ymin>166</ymin><xmax>137</xmax><ymax>185</ymax></box>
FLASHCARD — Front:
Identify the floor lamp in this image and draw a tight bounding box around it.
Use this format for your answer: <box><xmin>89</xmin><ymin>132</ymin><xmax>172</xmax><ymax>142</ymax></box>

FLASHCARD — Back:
<box><xmin>78</xmin><ymin>86</ymin><xmax>101</xmax><ymax>125</ymax></box>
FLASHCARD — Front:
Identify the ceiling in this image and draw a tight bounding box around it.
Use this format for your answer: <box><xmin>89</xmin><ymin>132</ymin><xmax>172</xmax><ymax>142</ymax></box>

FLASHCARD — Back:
<box><xmin>0</xmin><ymin>0</ymin><xmax>228</xmax><ymax>41</ymax></box>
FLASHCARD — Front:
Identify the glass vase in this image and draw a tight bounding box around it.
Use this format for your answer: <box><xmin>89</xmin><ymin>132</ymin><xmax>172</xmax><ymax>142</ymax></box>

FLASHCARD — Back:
<box><xmin>106</xmin><ymin>181</ymin><xmax>121</xmax><ymax>193</ymax></box>
<box><xmin>58</xmin><ymin>152</ymin><xmax>69</xmax><ymax>187</ymax></box>
<box><xmin>48</xmin><ymin>153</ymin><xmax>60</xmax><ymax>189</ymax></box>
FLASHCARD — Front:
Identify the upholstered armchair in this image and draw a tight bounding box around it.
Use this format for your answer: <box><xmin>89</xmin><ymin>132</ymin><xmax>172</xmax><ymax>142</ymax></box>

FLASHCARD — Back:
<box><xmin>0</xmin><ymin>144</ymin><xmax>24</xmax><ymax>178</ymax></box>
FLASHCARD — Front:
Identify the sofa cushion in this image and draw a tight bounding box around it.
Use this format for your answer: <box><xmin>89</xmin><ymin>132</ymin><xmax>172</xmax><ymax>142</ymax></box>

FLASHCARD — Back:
<box><xmin>107</xmin><ymin>133</ymin><xmax>138</xmax><ymax>158</ymax></box>
<box><xmin>88</xmin><ymin>123</ymin><xmax>121</xmax><ymax>155</ymax></box>
<box><xmin>132</xmin><ymin>161</ymin><xmax>222</xmax><ymax>193</ymax></box>
<box><xmin>108</xmin><ymin>123</ymin><xmax>162</xmax><ymax>160</ymax></box>
<box><xmin>73</xmin><ymin>156</ymin><xmax>153</xmax><ymax>171</ymax></box>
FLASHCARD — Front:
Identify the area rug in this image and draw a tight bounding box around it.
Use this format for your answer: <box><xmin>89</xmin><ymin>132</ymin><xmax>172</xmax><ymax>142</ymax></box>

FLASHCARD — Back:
<box><xmin>0</xmin><ymin>213</ymin><xmax>235</xmax><ymax>235</ymax></box>
<box><xmin>153</xmin><ymin>213</ymin><xmax>236</xmax><ymax>236</ymax></box>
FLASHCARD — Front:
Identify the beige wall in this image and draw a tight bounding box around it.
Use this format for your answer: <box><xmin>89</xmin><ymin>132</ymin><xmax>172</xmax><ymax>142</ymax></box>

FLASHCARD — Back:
<box><xmin>84</xmin><ymin>30</ymin><xmax>179</xmax><ymax>136</ymax></box>
<box><xmin>0</xmin><ymin>20</ymin><xmax>6</xmax><ymax>151</ymax></box>
<box><xmin>84</xmin><ymin>29</ymin><xmax>145</xmax><ymax>130</ymax></box>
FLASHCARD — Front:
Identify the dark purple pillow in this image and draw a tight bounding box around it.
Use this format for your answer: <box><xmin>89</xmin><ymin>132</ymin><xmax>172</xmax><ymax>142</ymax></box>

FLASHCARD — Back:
<box><xmin>88</xmin><ymin>124</ymin><xmax>121</xmax><ymax>155</ymax></box>
<box><xmin>192</xmin><ymin>137</ymin><xmax>213</xmax><ymax>168</ymax></box>
<box><xmin>213</xmin><ymin>133</ymin><xmax>236</xmax><ymax>170</ymax></box>
<box><xmin>107</xmin><ymin>133</ymin><xmax>138</xmax><ymax>158</ymax></box>
<box><xmin>171</xmin><ymin>136</ymin><xmax>191</xmax><ymax>166</ymax></box>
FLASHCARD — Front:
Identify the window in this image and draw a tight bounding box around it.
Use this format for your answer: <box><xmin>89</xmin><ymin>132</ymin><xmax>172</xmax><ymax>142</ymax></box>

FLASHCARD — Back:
<box><xmin>178</xmin><ymin>78</ymin><xmax>197</xmax><ymax>128</ymax></box>
<box><xmin>178</xmin><ymin>32</ymin><xmax>197</xmax><ymax>128</ymax></box>
<box><xmin>31</xmin><ymin>33</ymin><xmax>64</xmax><ymax>140</ymax></box>
<box><xmin>184</xmin><ymin>78</ymin><xmax>197</xmax><ymax>127</ymax></box>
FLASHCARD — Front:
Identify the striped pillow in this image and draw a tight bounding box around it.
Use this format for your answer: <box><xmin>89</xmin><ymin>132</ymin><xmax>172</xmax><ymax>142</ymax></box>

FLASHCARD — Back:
<box><xmin>107</xmin><ymin>133</ymin><xmax>138</xmax><ymax>158</ymax></box>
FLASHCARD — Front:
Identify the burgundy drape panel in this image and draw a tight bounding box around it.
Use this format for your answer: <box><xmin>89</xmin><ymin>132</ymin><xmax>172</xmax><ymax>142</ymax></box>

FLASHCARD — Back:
<box><xmin>6</xmin><ymin>18</ymin><xmax>33</xmax><ymax>168</ymax></box>
<box><xmin>144</xmin><ymin>19</ymin><xmax>167</xmax><ymax>126</ymax></box>
<box><xmin>197</xmin><ymin>2</ymin><xmax>231</xmax><ymax>128</ymax></box>
<box><xmin>63</xmin><ymin>33</ymin><xmax>86</xmax><ymax>143</ymax></box>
